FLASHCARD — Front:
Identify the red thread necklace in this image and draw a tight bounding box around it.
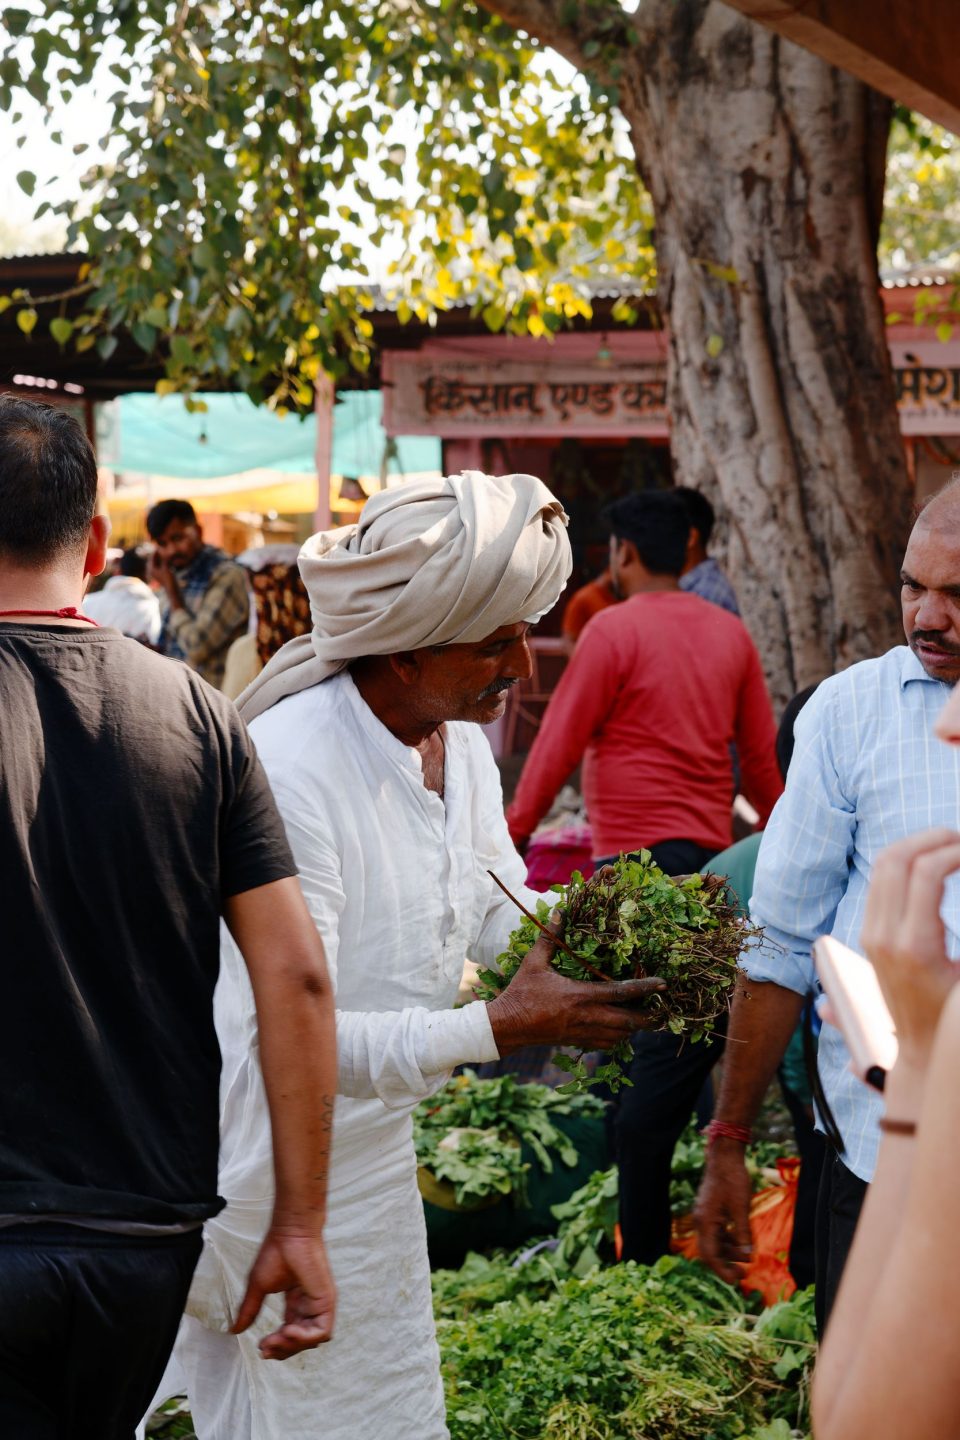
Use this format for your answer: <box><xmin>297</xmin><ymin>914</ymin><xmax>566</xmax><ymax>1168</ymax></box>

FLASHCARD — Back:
<box><xmin>0</xmin><ymin>606</ymin><xmax>99</xmax><ymax>625</ymax></box>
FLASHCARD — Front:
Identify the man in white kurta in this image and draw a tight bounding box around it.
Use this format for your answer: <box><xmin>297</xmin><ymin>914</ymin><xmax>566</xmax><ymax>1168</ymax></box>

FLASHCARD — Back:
<box><xmin>165</xmin><ymin>472</ymin><xmax>662</xmax><ymax>1439</ymax></box>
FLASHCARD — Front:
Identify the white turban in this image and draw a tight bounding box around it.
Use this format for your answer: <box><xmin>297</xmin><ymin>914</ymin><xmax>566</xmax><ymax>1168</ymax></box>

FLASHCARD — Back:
<box><xmin>236</xmin><ymin>470</ymin><xmax>571</xmax><ymax>722</ymax></box>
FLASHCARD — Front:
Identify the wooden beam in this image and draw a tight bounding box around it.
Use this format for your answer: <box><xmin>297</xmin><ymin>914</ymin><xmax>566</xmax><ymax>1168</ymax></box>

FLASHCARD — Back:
<box><xmin>722</xmin><ymin>0</ymin><xmax>960</xmax><ymax>133</ymax></box>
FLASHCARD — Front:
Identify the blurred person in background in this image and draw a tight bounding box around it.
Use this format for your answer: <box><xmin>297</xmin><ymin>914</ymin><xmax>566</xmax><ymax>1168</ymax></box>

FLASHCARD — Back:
<box><xmin>560</xmin><ymin>563</ymin><xmax>618</xmax><ymax>656</ymax></box>
<box><xmin>82</xmin><ymin>544</ymin><xmax>161</xmax><ymax>644</ymax></box>
<box><xmin>507</xmin><ymin>489</ymin><xmax>781</xmax><ymax>873</ymax></box>
<box><xmin>675</xmin><ymin>486</ymin><xmax>740</xmax><ymax>615</ymax></box>
<box><xmin>146</xmin><ymin>499</ymin><xmax>248</xmax><ymax>689</ymax></box>
<box><xmin>221</xmin><ymin>544</ymin><xmax>312</xmax><ymax>701</ymax></box>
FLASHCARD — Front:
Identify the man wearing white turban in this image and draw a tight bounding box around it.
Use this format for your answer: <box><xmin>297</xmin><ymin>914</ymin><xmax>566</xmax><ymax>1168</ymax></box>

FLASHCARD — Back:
<box><xmin>162</xmin><ymin>472</ymin><xmax>664</xmax><ymax>1440</ymax></box>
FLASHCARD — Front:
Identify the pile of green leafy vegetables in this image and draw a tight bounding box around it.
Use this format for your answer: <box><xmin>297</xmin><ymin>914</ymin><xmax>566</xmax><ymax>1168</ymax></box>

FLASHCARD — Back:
<box><xmin>434</xmin><ymin>1247</ymin><xmax>815</xmax><ymax>1440</ymax></box>
<box><xmin>413</xmin><ymin>1070</ymin><xmax>604</xmax><ymax>1207</ymax></box>
<box><xmin>474</xmin><ymin>853</ymin><xmax>760</xmax><ymax>1092</ymax></box>
<box><xmin>429</xmin><ymin>1114</ymin><xmax>813</xmax><ymax>1440</ymax></box>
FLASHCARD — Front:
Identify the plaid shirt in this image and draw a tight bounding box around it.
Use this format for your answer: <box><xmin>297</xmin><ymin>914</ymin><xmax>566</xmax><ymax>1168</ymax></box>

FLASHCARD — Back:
<box><xmin>160</xmin><ymin>545</ymin><xmax>249</xmax><ymax>690</ymax></box>
<box><xmin>744</xmin><ymin>646</ymin><xmax>960</xmax><ymax>1181</ymax></box>
<box><xmin>679</xmin><ymin>557</ymin><xmax>740</xmax><ymax>615</ymax></box>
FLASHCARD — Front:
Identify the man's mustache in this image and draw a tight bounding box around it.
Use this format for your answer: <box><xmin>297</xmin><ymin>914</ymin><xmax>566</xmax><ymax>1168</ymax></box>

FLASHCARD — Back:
<box><xmin>911</xmin><ymin>630</ymin><xmax>960</xmax><ymax>657</ymax></box>
<box><xmin>478</xmin><ymin>677</ymin><xmax>518</xmax><ymax>699</ymax></box>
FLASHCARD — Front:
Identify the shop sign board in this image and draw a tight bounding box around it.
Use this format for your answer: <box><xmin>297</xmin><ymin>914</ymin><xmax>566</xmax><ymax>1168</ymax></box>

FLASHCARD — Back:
<box><xmin>382</xmin><ymin>354</ymin><xmax>669</xmax><ymax>437</ymax></box>
<box><xmin>890</xmin><ymin>341</ymin><xmax>960</xmax><ymax>435</ymax></box>
<box><xmin>383</xmin><ymin>343</ymin><xmax>960</xmax><ymax>438</ymax></box>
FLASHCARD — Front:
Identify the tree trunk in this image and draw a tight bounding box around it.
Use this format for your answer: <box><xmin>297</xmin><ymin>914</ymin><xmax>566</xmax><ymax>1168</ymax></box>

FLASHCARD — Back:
<box><xmin>621</xmin><ymin>1</ymin><xmax>913</xmax><ymax>707</ymax></box>
<box><xmin>482</xmin><ymin>0</ymin><xmax>914</xmax><ymax>708</ymax></box>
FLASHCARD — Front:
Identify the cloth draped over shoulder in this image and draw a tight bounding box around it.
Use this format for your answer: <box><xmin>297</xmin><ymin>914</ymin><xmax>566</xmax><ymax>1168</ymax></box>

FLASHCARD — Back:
<box><xmin>236</xmin><ymin>470</ymin><xmax>571</xmax><ymax>722</ymax></box>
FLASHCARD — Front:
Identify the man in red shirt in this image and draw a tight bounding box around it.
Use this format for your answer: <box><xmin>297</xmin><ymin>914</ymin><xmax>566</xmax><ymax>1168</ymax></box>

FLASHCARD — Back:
<box><xmin>507</xmin><ymin>488</ymin><xmax>783</xmax><ymax>1262</ymax></box>
<box><xmin>508</xmin><ymin>489</ymin><xmax>782</xmax><ymax>870</ymax></box>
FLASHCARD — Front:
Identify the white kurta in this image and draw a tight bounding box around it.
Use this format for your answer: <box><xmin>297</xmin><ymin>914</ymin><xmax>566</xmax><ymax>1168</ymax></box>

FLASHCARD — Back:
<box><xmin>171</xmin><ymin>672</ymin><xmax>535</xmax><ymax>1440</ymax></box>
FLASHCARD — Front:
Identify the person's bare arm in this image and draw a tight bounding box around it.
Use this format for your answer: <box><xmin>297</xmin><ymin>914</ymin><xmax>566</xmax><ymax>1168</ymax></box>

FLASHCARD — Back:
<box><xmin>814</xmin><ymin>831</ymin><xmax>960</xmax><ymax>1440</ymax></box>
<box><xmin>693</xmin><ymin>974</ymin><xmax>804</xmax><ymax>1281</ymax></box>
<box><xmin>224</xmin><ymin>876</ymin><xmax>338</xmax><ymax>1361</ymax></box>
<box><xmin>697</xmin><ymin>676</ymin><xmax>856</xmax><ymax>1280</ymax></box>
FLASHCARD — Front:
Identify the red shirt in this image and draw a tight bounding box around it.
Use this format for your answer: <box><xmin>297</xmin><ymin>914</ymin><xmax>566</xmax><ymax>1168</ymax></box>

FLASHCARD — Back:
<box><xmin>507</xmin><ymin>590</ymin><xmax>783</xmax><ymax>859</ymax></box>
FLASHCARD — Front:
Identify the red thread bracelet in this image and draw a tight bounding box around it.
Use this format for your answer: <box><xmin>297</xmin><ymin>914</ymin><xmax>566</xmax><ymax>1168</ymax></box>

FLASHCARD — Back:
<box><xmin>704</xmin><ymin>1120</ymin><xmax>751</xmax><ymax>1146</ymax></box>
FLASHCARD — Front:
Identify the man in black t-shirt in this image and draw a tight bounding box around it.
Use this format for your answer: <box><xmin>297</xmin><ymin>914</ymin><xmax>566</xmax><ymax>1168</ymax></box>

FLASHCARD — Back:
<box><xmin>0</xmin><ymin>395</ymin><xmax>338</xmax><ymax>1440</ymax></box>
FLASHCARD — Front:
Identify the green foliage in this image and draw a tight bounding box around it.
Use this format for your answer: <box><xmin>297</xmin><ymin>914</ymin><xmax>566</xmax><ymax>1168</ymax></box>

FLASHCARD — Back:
<box><xmin>881</xmin><ymin>110</ymin><xmax>960</xmax><ymax>330</ymax></box>
<box><xmin>669</xmin><ymin>1119</ymin><xmax>788</xmax><ymax>1218</ymax></box>
<box><xmin>3</xmin><ymin>7</ymin><xmax>958</xmax><ymax>408</ymax></box>
<box><xmin>0</xmin><ymin>0</ymin><xmax>654</xmax><ymax>408</ymax></box>
<box><xmin>413</xmin><ymin>1069</ymin><xmax>603</xmax><ymax>1206</ymax></box>
<box><xmin>434</xmin><ymin>1253</ymin><xmax>814</xmax><ymax>1440</ymax></box>
<box><xmin>145</xmin><ymin>1398</ymin><xmax>196</xmax><ymax>1438</ymax></box>
<box><xmin>475</xmin><ymin>853</ymin><xmax>759</xmax><ymax>1092</ymax></box>
<box><xmin>550</xmin><ymin>1163</ymin><xmax>620</xmax><ymax>1275</ymax></box>
<box><xmin>882</xmin><ymin>111</ymin><xmax>960</xmax><ymax>274</ymax></box>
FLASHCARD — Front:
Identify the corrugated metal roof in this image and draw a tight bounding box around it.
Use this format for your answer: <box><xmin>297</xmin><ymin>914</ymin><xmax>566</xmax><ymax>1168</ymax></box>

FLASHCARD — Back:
<box><xmin>880</xmin><ymin>264</ymin><xmax>958</xmax><ymax>289</ymax></box>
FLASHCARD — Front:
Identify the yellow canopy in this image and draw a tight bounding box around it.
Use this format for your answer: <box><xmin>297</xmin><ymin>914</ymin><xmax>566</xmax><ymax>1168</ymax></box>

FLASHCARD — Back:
<box><xmin>102</xmin><ymin>469</ymin><xmax>336</xmax><ymax>522</ymax></box>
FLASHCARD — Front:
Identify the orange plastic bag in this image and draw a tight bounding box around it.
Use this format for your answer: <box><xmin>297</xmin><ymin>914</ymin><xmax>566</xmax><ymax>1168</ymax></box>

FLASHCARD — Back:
<box><xmin>670</xmin><ymin>1157</ymin><xmax>799</xmax><ymax>1306</ymax></box>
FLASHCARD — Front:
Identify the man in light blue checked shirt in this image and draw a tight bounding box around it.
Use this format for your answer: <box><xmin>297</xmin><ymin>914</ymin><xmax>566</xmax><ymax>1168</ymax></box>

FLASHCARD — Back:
<box><xmin>695</xmin><ymin>482</ymin><xmax>960</xmax><ymax>1334</ymax></box>
<box><xmin>675</xmin><ymin>487</ymin><xmax>740</xmax><ymax>616</ymax></box>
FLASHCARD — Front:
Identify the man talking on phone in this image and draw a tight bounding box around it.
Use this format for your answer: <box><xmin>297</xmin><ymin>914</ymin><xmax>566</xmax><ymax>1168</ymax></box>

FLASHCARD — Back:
<box><xmin>695</xmin><ymin>480</ymin><xmax>960</xmax><ymax>1334</ymax></box>
<box><xmin>147</xmin><ymin>498</ymin><xmax>249</xmax><ymax>689</ymax></box>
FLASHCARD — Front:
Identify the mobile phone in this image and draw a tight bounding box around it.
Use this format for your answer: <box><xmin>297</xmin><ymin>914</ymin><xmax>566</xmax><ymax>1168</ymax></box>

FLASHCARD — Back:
<box><xmin>812</xmin><ymin>935</ymin><xmax>898</xmax><ymax>1091</ymax></box>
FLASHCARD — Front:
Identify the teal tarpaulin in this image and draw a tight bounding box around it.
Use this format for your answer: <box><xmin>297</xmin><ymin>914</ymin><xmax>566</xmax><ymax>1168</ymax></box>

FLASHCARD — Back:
<box><xmin>117</xmin><ymin>391</ymin><xmax>440</xmax><ymax>480</ymax></box>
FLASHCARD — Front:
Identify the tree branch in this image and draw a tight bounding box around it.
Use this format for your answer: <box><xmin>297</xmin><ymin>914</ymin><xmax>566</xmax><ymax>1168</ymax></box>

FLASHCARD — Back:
<box><xmin>473</xmin><ymin>0</ymin><xmax>648</xmax><ymax>87</ymax></box>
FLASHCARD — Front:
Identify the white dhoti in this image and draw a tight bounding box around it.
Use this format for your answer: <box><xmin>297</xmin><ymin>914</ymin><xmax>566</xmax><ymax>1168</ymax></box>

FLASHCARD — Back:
<box><xmin>173</xmin><ymin>672</ymin><xmax>540</xmax><ymax>1438</ymax></box>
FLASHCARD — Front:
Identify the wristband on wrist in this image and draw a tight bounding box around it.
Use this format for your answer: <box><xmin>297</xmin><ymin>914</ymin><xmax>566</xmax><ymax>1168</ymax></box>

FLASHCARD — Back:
<box><xmin>704</xmin><ymin>1119</ymin><xmax>752</xmax><ymax>1147</ymax></box>
<box><xmin>878</xmin><ymin>1116</ymin><xmax>917</xmax><ymax>1136</ymax></box>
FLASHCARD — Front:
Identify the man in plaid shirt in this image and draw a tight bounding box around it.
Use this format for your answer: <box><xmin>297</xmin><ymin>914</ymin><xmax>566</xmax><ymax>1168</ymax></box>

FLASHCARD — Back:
<box><xmin>675</xmin><ymin>487</ymin><xmax>740</xmax><ymax>616</ymax></box>
<box><xmin>147</xmin><ymin>500</ymin><xmax>249</xmax><ymax>689</ymax></box>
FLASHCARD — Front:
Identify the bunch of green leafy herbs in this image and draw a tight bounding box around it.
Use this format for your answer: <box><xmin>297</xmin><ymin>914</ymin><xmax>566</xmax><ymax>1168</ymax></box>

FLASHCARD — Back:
<box><xmin>413</xmin><ymin>1070</ymin><xmax>604</xmax><ymax>1207</ymax></box>
<box><xmin>474</xmin><ymin>853</ymin><xmax>760</xmax><ymax>1092</ymax></box>
<box><xmin>434</xmin><ymin>1251</ymin><xmax>815</xmax><ymax>1440</ymax></box>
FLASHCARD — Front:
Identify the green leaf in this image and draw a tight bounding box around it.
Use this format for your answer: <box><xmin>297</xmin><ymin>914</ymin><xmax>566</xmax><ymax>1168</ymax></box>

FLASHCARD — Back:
<box><xmin>97</xmin><ymin>334</ymin><xmax>118</xmax><ymax>360</ymax></box>
<box><xmin>49</xmin><ymin>317</ymin><xmax>73</xmax><ymax>345</ymax></box>
<box><xmin>704</xmin><ymin>261</ymin><xmax>740</xmax><ymax>284</ymax></box>
<box><xmin>170</xmin><ymin>335</ymin><xmax>195</xmax><ymax>365</ymax></box>
<box><xmin>16</xmin><ymin>307</ymin><xmax>38</xmax><ymax>335</ymax></box>
<box><xmin>131</xmin><ymin>321</ymin><xmax>157</xmax><ymax>353</ymax></box>
<box><xmin>936</xmin><ymin>320</ymin><xmax>953</xmax><ymax>343</ymax></box>
<box><xmin>2</xmin><ymin>9</ymin><xmax>32</xmax><ymax>37</ymax></box>
<box><xmin>705</xmin><ymin>333</ymin><xmax>724</xmax><ymax>358</ymax></box>
<box><xmin>15</xmin><ymin>170</ymin><xmax>35</xmax><ymax>196</ymax></box>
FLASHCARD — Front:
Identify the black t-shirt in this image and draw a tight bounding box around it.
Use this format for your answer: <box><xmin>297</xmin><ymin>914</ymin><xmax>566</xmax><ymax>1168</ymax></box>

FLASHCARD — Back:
<box><xmin>0</xmin><ymin>624</ymin><xmax>296</xmax><ymax>1223</ymax></box>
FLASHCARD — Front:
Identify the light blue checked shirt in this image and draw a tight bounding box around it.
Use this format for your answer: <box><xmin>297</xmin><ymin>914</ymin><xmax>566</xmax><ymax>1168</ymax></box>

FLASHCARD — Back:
<box><xmin>745</xmin><ymin>645</ymin><xmax>960</xmax><ymax>1182</ymax></box>
<box><xmin>679</xmin><ymin>557</ymin><xmax>740</xmax><ymax>615</ymax></box>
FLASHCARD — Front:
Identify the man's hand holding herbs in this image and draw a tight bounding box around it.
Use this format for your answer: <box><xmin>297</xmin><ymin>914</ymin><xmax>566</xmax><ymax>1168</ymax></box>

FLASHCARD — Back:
<box><xmin>486</xmin><ymin>915</ymin><xmax>666</xmax><ymax>1055</ymax></box>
